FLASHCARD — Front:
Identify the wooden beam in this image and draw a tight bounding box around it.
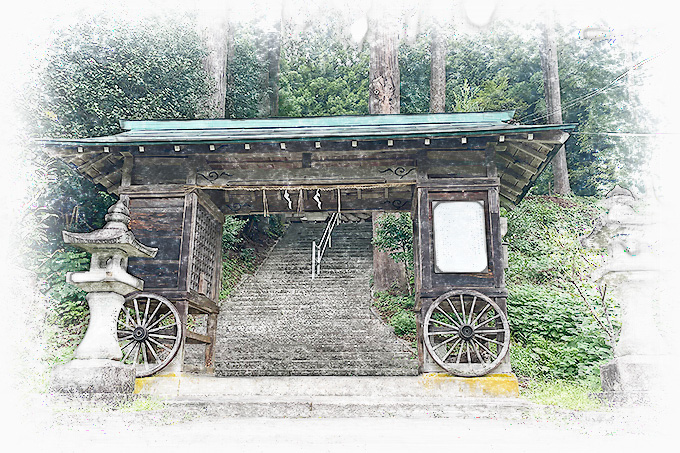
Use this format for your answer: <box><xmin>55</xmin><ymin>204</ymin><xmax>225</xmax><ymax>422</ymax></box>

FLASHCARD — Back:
<box><xmin>194</xmin><ymin>165</ymin><xmax>417</xmax><ymax>186</ymax></box>
<box><xmin>496</xmin><ymin>151</ymin><xmax>537</xmax><ymax>174</ymax></box>
<box><xmin>78</xmin><ymin>153</ymin><xmax>117</xmax><ymax>173</ymax></box>
<box><xmin>93</xmin><ymin>167</ymin><xmax>122</xmax><ymax>186</ymax></box>
<box><xmin>500</xmin><ymin>180</ymin><xmax>522</xmax><ymax>196</ymax></box>
<box><xmin>506</xmin><ymin>141</ymin><xmax>545</xmax><ymax>161</ymax></box>
<box><xmin>185</xmin><ymin>330</ymin><xmax>212</xmax><ymax>344</ymax></box>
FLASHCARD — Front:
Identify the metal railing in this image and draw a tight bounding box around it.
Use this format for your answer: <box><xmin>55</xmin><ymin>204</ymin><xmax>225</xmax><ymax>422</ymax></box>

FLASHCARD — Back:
<box><xmin>311</xmin><ymin>212</ymin><xmax>340</xmax><ymax>279</ymax></box>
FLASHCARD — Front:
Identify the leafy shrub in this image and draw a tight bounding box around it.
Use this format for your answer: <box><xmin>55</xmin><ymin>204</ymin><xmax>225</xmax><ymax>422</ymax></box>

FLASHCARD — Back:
<box><xmin>390</xmin><ymin>311</ymin><xmax>417</xmax><ymax>337</ymax></box>
<box><xmin>505</xmin><ymin>196</ymin><xmax>618</xmax><ymax>380</ymax></box>
<box><xmin>222</xmin><ymin>216</ymin><xmax>247</xmax><ymax>252</ymax></box>
<box><xmin>372</xmin><ymin>213</ymin><xmax>414</xmax><ymax>292</ymax></box>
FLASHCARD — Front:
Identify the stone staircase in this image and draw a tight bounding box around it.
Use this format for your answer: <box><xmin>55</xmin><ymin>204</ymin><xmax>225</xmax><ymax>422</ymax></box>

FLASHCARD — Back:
<box><xmin>213</xmin><ymin>221</ymin><xmax>419</xmax><ymax>376</ymax></box>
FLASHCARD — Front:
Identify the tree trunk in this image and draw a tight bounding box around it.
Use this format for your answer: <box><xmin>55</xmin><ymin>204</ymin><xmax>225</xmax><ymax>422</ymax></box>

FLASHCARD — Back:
<box><xmin>539</xmin><ymin>16</ymin><xmax>571</xmax><ymax>195</ymax></box>
<box><xmin>224</xmin><ymin>20</ymin><xmax>235</xmax><ymax>118</ymax></box>
<box><xmin>429</xmin><ymin>27</ymin><xmax>446</xmax><ymax>113</ymax></box>
<box><xmin>368</xmin><ymin>19</ymin><xmax>400</xmax><ymax>115</ymax></box>
<box><xmin>368</xmin><ymin>14</ymin><xmax>407</xmax><ymax>292</ymax></box>
<box><xmin>267</xmin><ymin>27</ymin><xmax>281</xmax><ymax>117</ymax></box>
<box><xmin>197</xmin><ymin>10</ymin><xmax>231</xmax><ymax>119</ymax></box>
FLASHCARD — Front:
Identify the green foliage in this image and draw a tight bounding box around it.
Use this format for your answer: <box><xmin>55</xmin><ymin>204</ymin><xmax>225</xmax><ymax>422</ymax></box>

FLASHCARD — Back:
<box><xmin>21</xmin><ymin>13</ymin><xmax>211</xmax><ymax>336</ymax></box>
<box><xmin>25</xmin><ymin>14</ymin><xmax>210</xmax><ymax>138</ymax></box>
<box><xmin>279</xmin><ymin>27</ymin><xmax>369</xmax><ymax>117</ymax></box>
<box><xmin>372</xmin><ymin>213</ymin><xmax>414</xmax><ymax>290</ymax></box>
<box><xmin>390</xmin><ymin>311</ymin><xmax>417</xmax><ymax>337</ymax></box>
<box><xmin>443</xmin><ymin>25</ymin><xmax>647</xmax><ymax>195</ymax></box>
<box><xmin>520</xmin><ymin>378</ymin><xmax>604</xmax><ymax>411</ymax></box>
<box><xmin>226</xmin><ymin>29</ymin><xmax>269</xmax><ymax>119</ymax></box>
<box><xmin>373</xmin><ymin>291</ymin><xmax>417</xmax><ymax>347</ymax></box>
<box><xmin>505</xmin><ymin>196</ymin><xmax>619</xmax><ymax>380</ymax></box>
<box><xmin>222</xmin><ymin>216</ymin><xmax>247</xmax><ymax>252</ymax></box>
<box><xmin>399</xmin><ymin>37</ymin><xmax>431</xmax><ymax>114</ymax></box>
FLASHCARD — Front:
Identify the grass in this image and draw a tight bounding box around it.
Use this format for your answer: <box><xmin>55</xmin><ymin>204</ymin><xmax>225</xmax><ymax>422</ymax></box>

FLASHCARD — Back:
<box><xmin>371</xmin><ymin>290</ymin><xmax>417</xmax><ymax>349</ymax></box>
<box><xmin>117</xmin><ymin>396</ymin><xmax>165</xmax><ymax>412</ymax></box>
<box><xmin>519</xmin><ymin>378</ymin><xmax>606</xmax><ymax>411</ymax></box>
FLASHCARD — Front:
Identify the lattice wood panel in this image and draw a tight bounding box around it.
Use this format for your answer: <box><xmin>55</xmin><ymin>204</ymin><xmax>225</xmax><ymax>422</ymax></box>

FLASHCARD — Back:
<box><xmin>189</xmin><ymin>203</ymin><xmax>221</xmax><ymax>298</ymax></box>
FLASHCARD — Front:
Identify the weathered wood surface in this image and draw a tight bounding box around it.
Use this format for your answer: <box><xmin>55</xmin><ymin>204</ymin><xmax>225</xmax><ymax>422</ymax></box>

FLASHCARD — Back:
<box><xmin>415</xmin><ymin>183</ymin><xmax>504</xmax><ymax>295</ymax></box>
<box><xmin>125</xmin><ymin>191</ymin><xmax>223</xmax><ymax>310</ymax></box>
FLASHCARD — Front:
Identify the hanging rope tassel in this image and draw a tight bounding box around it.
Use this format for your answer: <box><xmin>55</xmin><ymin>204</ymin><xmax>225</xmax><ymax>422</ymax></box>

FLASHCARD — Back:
<box><xmin>262</xmin><ymin>190</ymin><xmax>269</xmax><ymax>217</ymax></box>
<box><xmin>313</xmin><ymin>190</ymin><xmax>322</xmax><ymax>210</ymax></box>
<box><xmin>283</xmin><ymin>189</ymin><xmax>292</xmax><ymax>210</ymax></box>
<box><xmin>297</xmin><ymin>189</ymin><xmax>304</xmax><ymax>213</ymax></box>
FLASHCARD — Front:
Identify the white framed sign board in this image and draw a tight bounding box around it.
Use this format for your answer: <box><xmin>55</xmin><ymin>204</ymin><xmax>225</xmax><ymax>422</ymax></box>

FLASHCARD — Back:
<box><xmin>432</xmin><ymin>200</ymin><xmax>488</xmax><ymax>273</ymax></box>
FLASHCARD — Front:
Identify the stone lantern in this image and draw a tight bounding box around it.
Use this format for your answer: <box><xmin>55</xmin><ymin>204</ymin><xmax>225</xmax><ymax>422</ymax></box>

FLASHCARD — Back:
<box><xmin>581</xmin><ymin>186</ymin><xmax>665</xmax><ymax>403</ymax></box>
<box><xmin>50</xmin><ymin>196</ymin><xmax>157</xmax><ymax>393</ymax></box>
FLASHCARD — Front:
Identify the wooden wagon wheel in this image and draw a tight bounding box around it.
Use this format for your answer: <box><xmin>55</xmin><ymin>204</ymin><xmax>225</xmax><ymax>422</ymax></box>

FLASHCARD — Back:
<box><xmin>423</xmin><ymin>290</ymin><xmax>509</xmax><ymax>377</ymax></box>
<box><xmin>117</xmin><ymin>293</ymin><xmax>183</xmax><ymax>378</ymax></box>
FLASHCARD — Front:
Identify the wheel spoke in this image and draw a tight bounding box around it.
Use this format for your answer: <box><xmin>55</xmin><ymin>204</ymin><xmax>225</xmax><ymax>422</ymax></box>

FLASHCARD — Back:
<box><xmin>433</xmin><ymin>334</ymin><xmax>460</xmax><ymax>351</ymax></box>
<box><xmin>473</xmin><ymin>337</ymin><xmax>499</xmax><ymax>360</ymax></box>
<box><xmin>141</xmin><ymin>342</ymin><xmax>148</xmax><ymax>368</ymax></box>
<box><xmin>471</xmin><ymin>340</ymin><xmax>486</xmax><ymax>364</ymax></box>
<box><xmin>142</xmin><ymin>297</ymin><xmax>151</xmax><ymax>328</ymax></box>
<box><xmin>441</xmin><ymin>338</ymin><xmax>462</xmax><ymax>362</ymax></box>
<box><xmin>134</xmin><ymin>340</ymin><xmax>141</xmax><ymax>364</ymax></box>
<box><xmin>475</xmin><ymin>328</ymin><xmax>506</xmax><ymax>334</ymax></box>
<box><xmin>120</xmin><ymin>339</ymin><xmax>135</xmax><ymax>351</ymax></box>
<box><xmin>430</xmin><ymin>318</ymin><xmax>458</xmax><ymax>330</ymax></box>
<box><xmin>435</xmin><ymin>305</ymin><xmax>460</xmax><ymax>327</ymax></box>
<box><xmin>468</xmin><ymin>296</ymin><xmax>477</xmax><ymax>325</ymax></box>
<box><xmin>147</xmin><ymin>335</ymin><xmax>172</xmax><ymax>353</ymax></box>
<box><xmin>144</xmin><ymin>300</ymin><xmax>163</xmax><ymax>328</ymax></box>
<box><xmin>475</xmin><ymin>335</ymin><xmax>505</xmax><ymax>347</ymax></box>
<box><xmin>471</xmin><ymin>304</ymin><xmax>491</xmax><ymax>327</ymax></box>
<box><xmin>146</xmin><ymin>311</ymin><xmax>173</xmax><ymax>331</ymax></box>
<box><xmin>455</xmin><ymin>341</ymin><xmax>465</xmax><ymax>364</ymax></box>
<box><xmin>148</xmin><ymin>333</ymin><xmax>179</xmax><ymax>340</ymax></box>
<box><xmin>117</xmin><ymin>318</ymin><xmax>135</xmax><ymax>330</ymax></box>
<box><xmin>145</xmin><ymin>340</ymin><xmax>161</xmax><ymax>363</ymax></box>
<box><xmin>427</xmin><ymin>329</ymin><xmax>458</xmax><ymax>336</ymax></box>
<box><xmin>446</xmin><ymin>298</ymin><xmax>465</xmax><ymax>326</ymax></box>
<box><xmin>466</xmin><ymin>342</ymin><xmax>471</xmax><ymax>363</ymax></box>
<box><xmin>476</xmin><ymin>314</ymin><xmax>502</xmax><ymax>329</ymax></box>
<box><xmin>133</xmin><ymin>297</ymin><xmax>141</xmax><ymax>326</ymax></box>
<box><xmin>459</xmin><ymin>294</ymin><xmax>466</xmax><ymax>322</ymax></box>
<box><xmin>122</xmin><ymin>341</ymin><xmax>138</xmax><ymax>363</ymax></box>
<box><xmin>148</xmin><ymin>323</ymin><xmax>177</xmax><ymax>334</ymax></box>
<box><xmin>118</xmin><ymin>333</ymin><xmax>133</xmax><ymax>341</ymax></box>
<box><xmin>124</xmin><ymin>307</ymin><xmax>136</xmax><ymax>329</ymax></box>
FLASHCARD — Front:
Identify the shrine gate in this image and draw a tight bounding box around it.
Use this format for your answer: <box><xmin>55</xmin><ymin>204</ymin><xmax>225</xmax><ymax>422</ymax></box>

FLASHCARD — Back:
<box><xmin>42</xmin><ymin>111</ymin><xmax>574</xmax><ymax>378</ymax></box>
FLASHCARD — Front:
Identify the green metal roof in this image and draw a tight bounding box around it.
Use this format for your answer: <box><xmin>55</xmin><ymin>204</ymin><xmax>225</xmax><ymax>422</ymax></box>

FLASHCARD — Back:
<box><xmin>120</xmin><ymin>111</ymin><xmax>517</xmax><ymax>131</ymax></box>
<box><xmin>38</xmin><ymin>111</ymin><xmax>576</xmax><ymax>146</ymax></box>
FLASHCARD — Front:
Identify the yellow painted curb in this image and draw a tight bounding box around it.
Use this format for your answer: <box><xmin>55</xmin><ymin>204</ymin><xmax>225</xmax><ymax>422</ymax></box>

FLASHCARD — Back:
<box><xmin>134</xmin><ymin>372</ymin><xmax>182</xmax><ymax>395</ymax></box>
<box><xmin>418</xmin><ymin>373</ymin><xmax>520</xmax><ymax>397</ymax></box>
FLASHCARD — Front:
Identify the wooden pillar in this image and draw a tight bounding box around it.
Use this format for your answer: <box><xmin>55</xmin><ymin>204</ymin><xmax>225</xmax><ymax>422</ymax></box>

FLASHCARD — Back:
<box><xmin>368</xmin><ymin>9</ymin><xmax>407</xmax><ymax>292</ymax></box>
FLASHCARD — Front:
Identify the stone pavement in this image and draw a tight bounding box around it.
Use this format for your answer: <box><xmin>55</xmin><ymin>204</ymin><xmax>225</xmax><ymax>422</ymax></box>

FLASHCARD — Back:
<box><xmin>16</xmin><ymin>393</ymin><xmax>670</xmax><ymax>453</ymax></box>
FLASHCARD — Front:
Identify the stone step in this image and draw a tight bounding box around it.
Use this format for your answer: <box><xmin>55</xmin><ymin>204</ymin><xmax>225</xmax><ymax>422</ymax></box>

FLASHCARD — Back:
<box><xmin>159</xmin><ymin>395</ymin><xmax>532</xmax><ymax>418</ymax></box>
<box><xmin>209</xmin><ymin>219</ymin><xmax>417</xmax><ymax>376</ymax></box>
<box><xmin>136</xmin><ymin>375</ymin><xmax>520</xmax><ymax>399</ymax></box>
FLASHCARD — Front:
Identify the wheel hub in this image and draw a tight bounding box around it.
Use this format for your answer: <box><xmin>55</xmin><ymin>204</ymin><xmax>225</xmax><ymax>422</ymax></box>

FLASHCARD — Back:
<box><xmin>132</xmin><ymin>326</ymin><xmax>148</xmax><ymax>341</ymax></box>
<box><xmin>459</xmin><ymin>324</ymin><xmax>474</xmax><ymax>341</ymax></box>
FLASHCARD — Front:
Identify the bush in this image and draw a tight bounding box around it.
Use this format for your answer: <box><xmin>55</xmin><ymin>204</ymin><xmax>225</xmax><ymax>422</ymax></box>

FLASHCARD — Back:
<box><xmin>390</xmin><ymin>311</ymin><xmax>417</xmax><ymax>337</ymax></box>
<box><xmin>505</xmin><ymin>196</ymin><xmax>618</xmax><ymax>380</ymax></box>
<box><xmin>222</xmin><ymin>216</ymin><xmax>247</xmax><ymax>252</ymax></box>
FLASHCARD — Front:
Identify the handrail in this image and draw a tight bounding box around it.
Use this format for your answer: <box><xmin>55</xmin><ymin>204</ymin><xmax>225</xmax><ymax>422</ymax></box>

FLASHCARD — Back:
<box><xmin>311</xmin><ymin>212</ymin><xmax>340</xmax><ymax>279</ymax></box>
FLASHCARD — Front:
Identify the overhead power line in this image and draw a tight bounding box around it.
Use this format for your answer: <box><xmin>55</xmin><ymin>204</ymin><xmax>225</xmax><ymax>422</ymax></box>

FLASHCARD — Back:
<box><xmin>519</xmin><ymin>51</ymin><xmax>664</xmax><ymax>125</ymax></box>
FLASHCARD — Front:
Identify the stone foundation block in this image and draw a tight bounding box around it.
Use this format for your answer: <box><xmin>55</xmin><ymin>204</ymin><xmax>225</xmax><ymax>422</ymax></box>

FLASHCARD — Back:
<box><xmin>50</xmin><ymin>359</ymin><xmax>135</xmax><ymax>393</ymax></box>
